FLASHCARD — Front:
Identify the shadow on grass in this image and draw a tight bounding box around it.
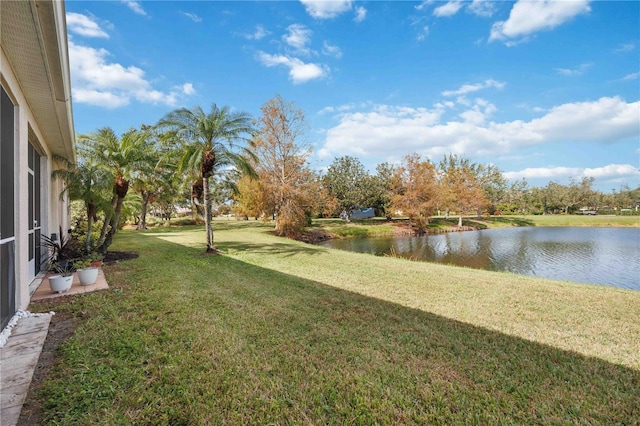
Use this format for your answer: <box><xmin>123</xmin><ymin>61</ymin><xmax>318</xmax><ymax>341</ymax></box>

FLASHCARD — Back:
<box><xmin>220</xmin><ymin>240</ymin><xmax>326</xmax><ymax>257</ymax></box>
<box><xmin>34</xmin><ymin>230</ymin><xmax>639</xmax><ymax>424</ymax></box>
<box><xmin>143</xmin><ymin>218</ymin><xmax>276</xmax><ymax>234</ymax></box>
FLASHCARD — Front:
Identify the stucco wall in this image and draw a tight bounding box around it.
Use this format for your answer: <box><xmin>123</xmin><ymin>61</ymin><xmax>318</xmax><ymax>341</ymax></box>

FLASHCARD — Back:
<box><xmin>1</xmin><ymin>47</ymin><xmax>70</xmax><ymax>311</ymax></box>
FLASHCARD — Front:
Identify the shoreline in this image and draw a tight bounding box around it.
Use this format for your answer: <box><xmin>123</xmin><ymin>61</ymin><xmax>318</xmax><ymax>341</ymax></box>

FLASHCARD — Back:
<box><xmin>297</xmin><ymin>214</ymin><xmax>640</xmax><ymax>243</ymax></box>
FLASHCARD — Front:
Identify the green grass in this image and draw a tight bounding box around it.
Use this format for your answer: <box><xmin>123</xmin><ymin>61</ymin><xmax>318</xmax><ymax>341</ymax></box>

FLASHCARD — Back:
<box><xmin>522</xmin><ymin>213</ymin><xmax>640</xmax><ymax>227</ymax></box>
<box><xmin>30</xmin><ymin>222</ymin><xmax>640</xmax><ymax>424</ymax></box>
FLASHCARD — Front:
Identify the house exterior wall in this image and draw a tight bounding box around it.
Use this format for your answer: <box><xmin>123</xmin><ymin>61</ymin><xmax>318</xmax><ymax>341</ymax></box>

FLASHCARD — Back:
<box><xmin>1</xmin><ymin>48</ymin><xmax>71</xmax><ymax>312</ymax></box>
<box><xmin>0</xmin><ymin>0</ymin><xmax>74</xmax><ymax>323</ymax></box>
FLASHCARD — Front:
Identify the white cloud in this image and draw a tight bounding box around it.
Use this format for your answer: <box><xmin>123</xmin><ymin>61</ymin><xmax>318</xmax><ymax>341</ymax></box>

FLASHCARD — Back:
<box><xmin>354</xmin><ymin>6</ymin><xmax>367</xmax><ymax>22</ymax></box>
<box><xmin>318</xmin><ymin>106</ymin><xmax>335</xmax><ymax>115</ymax></box>
<box><xmin>555</xmin><ymin>63</ymin><xmax>592</xmax><ymax>76</ymax></box>
<box><xmin>181</xmin><ymin>83</ymin><xmax>195</xmax><ymax>95</ymax></box>
<box><xmin>322</xmin><ymin>41</ymin><xmax>342</xmax><ymax>58</ymax></box>
<box><xmin>319</xmin><ymin>104</ymin><xmax>446</xmax><ymax>158</ymax></box>
<box><xmin>505</xmin><ymin>166</ymin><xmax>584</xmax><ymax>179</ymax></box>
<box><xmin>490</xmin><ymin>0</ymin><xmax>591</xmax><ymax>43</ymax></box>
<box><xmin>433</xmin><ymin>1</ymin><xmax>464</xmax><ymax>17</ymax></box>
<box><xmin>504</xmin><ymin>164</ymin><xmax>640</xmax><ymax>182</ymax></box>
<box><xmin>441</xmin><ymin>79</ymin><xmax>505</xmax><ymax>97</ymax></box>
<box><xmin>283</xmin><ymin>24</ymin><xmax>313</xmax><ymax>55</ymax></box>
<box><xmin>415</xmin><ymin>1</ymin><xmax>433</xmax><ymax>11</ymax></box>
<box><xmin>468</xmin><ymin>0</ymin><xmax>496</xmax><ymax>17</ymax></box>
<box><xmin>66</xmin><ymin>13</ymin><xmax>109</xmax><ymax>38</ymax></box>
<box><xmin>318</xmin><ymin>102</ymin><xmax>371</xmax><ymax>116</ymax></box>
<box><xmin>584</xmin><ymin>164</ymin><xmax>640</xmax><ymax>179</ymax></box>
<box><xmin>417</xmin><ymin>26</ymin><xmax>430</xmax><ymax>41</ymax></box>
<box><xmin>300</xmin><ymin>0</ymin><xmax>353</xmax><ymax>19</ymax></box>
<box><xmin>257</xmin><ymin>52</ymin><xmax>327</xmax><ymax>84</ymax></box>
<box><xmin>68</xmin><ymin>41</ymin><xmax>192</xmax><ymax>108</ymax></box>
<box><xmin>244</xmin><ymin>24</ymin><xmax>270</xmax><ymax>40</ymax></box>
<box><xmin>318</xmin><ymin>97</ymin><xmax>640</xmax><ymax>160</ymax></box>
<box><xmin>528</xmin><ymin>97</ymin><xmax>639</xmax><ymax>142</ymax></box>
<box><xmin>622</xmin><ymin>72</ymin><xmax>639</xmax><ymax>81</ymax></box>
<box><xmin>614</xmin><ymin>42</ymin><xmax>636</xmax><ymax>53</ymax></box>
<box><xmin>180</xmin><ymin>12</ymin><xmax>202</xmax><ymax>23</ymax></box>
<box><xmin>73</xmin><ymin>89</ymin><xmax>129</xmax><ymax>109</ymax></box>
<box><xmin>122</xmin><ymin>1</ymin><xmax>147</xmax><ymax>16</ymax></box>
<box><xmin>459</xmin><ymin>99</ymin><xmax>497</xmax><ymax>125</ymax></box>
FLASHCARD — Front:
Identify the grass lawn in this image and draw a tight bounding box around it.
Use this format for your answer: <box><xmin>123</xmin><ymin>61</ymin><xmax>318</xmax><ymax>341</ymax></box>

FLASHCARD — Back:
<box><xmin>30</xmin><ymin>220</ymin><xmax>639</xmax><ymax>424</ymax></box>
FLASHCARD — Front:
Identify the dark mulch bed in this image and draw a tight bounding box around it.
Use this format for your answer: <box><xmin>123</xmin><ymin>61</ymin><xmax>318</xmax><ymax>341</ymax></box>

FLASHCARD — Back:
<box><xmin>103</xmin><ymin>250</ymin><xmax>139</xmax><ymax>264</ymax></box>
<box><xmin>295</xmin><ymin>229</ymin><xmax>333</xmax><ymax>244</ymax></box>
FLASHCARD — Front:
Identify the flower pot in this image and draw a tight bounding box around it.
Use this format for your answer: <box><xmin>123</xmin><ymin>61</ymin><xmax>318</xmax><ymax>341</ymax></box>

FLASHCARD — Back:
<box><xmin>77</xmin><ymin>267</ymin><xmax>99</xmax><ymax>286</ymax></box>
<box><xmin>90</xmin><ymin>260</ymin><xmax>103</xmax><ymax>267</ymax></box>
<box><xmin>49</xmin><ymin>275</ymin><xmax>73</xmax><ymax>293</ymax></box>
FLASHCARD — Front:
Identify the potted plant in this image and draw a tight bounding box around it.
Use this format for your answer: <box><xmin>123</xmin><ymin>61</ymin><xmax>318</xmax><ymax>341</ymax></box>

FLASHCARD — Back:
<box><xmin>74</xmin><ymin>258</ymin><xmax>99</xmax><ymax>286</ymax></box>
<box><xmin>88</xmin><ymin>252</ymin><xmax>104</xmax><ymax>267</ymax></box>
<box><xmin>41</xmin><ymin>226</ymin><xmax>82</xmax><ymax>270</ymax></box>
<box><xmin>48</xmin><ymin>261</ymin><xmax>74</xmax><ymax>293</ymax></box>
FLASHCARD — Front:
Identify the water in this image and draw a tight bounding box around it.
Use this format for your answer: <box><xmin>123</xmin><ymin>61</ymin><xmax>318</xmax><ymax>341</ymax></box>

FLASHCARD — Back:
<box><xmin>318</xmin><ymin>227</ymin><xmax>640</xmax><ymax>290</ymax></box>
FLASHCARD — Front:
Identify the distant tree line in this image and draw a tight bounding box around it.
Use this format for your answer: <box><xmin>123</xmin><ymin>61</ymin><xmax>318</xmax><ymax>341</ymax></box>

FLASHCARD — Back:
<box><xmin>55</xmin><ymin>95</ymin><xmax>640</xmax><ymax>249</ymax></box>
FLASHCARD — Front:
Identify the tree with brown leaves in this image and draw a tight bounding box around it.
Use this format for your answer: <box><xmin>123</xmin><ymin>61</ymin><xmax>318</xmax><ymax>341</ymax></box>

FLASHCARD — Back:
<box><xmin>249</xmin><ymin>95</ymin><xmax>320</xmax><ymax>237</ymax></box>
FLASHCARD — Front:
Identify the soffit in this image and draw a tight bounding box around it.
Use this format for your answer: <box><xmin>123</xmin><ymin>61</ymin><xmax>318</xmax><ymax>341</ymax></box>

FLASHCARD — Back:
<box><xmin>1</xmin><ymin>0</ymin><xmax>75</xmax><ymax>161</ymax></box>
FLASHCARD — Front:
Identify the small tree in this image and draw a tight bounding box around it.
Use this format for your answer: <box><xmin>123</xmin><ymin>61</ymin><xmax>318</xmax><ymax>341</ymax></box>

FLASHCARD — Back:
<box><xmin>249</xmin><ymin>95</ymin><xmax>318</xmax><ymax>237</ymax></box>
<box><xmin>439</xmin><ymin>154</ymin><xmax>489</xmax><ymax>226</ymax></box>
<box><xmin>234</xmin><ymin>174</ymin><xmax>267</xmax><ymax>219</ymax></box>
<box><xmin>391</xmin><ymin>153</ymin><xmax>439</xmax><ymax>230</ymax></box>
<box><xmin>324</xmin><ymin>155</ymin><xmax>369</xmax><ymax>221</ymax></box>
<box><xmin>371</xmin><ymin>162</ymin><xmax>397</xmax><ymax>219</ymax></box>
<box><xmin>51</xmin><ymin>156</ymin><xmax>112</xmax><ymax>254</ymax></box>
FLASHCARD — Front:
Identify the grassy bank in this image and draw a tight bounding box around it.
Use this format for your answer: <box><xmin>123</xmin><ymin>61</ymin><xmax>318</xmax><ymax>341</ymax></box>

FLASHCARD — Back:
<box><xmin>29</xmin><ymin>222</ymin><xmax>639</xmax><ymax>424</ymax></box>
<box><xmin>311</xmin><ymin>214</ymin><xmax>639</xmax><ymax>239</ymax></box>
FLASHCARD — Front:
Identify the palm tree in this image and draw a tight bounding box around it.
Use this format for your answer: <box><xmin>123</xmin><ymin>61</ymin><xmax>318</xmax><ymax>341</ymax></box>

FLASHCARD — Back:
<box><xmin>158</xmin><ymin>104</ymin><xmax>255</xmax><ymax>252</ymax></box>
<box><xmin>51</xmin><ymin>156</ymin><xmax>112</xmax><ymax>254</ymax></box>
<box><xmin>77</xmin><ymin>127</ymin><xmax>154</xmax><ymax>254</ymax></box>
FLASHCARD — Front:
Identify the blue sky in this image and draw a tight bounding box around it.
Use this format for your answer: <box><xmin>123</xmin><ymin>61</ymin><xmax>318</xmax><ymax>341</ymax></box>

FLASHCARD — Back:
<box><xmin>65</xmin><ymin>0</ymin><xmax>639</xmax><ymax>192</ymax></box>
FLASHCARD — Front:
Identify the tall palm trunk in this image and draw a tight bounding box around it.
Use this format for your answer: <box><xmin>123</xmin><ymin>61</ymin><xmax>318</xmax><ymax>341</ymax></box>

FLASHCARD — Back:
<box><xmin>99</xmin><ymin>195</ymin><xmax>124</xmax><ymax>254</ymax></box>
<box><xmin>202</xmin><ymin>175</ymin><xmax>214</xmax><ymax>252</ymax></box>
<box><xmin>98</xmin><ymin>176</ymin><xmax>129</xmax><ymax>254</ymax></box>
<box><xmin>85</xmin><ymin>199</ymin><xmax>96</xmax><ymax>254</ymax></box>
<box><xmin>137</xmin><ymin>191</ymin><xmax>150</xmax><ymax>230</ymax></box>
<box><xmin>97</xmin><ymin>193</ymin><xmax>118</xmax><ymax>247</ymax></box>
<box><xmin>201</xmin><ymin>150</ymin><xmax>216</xmax><ymax>253</ymax></box>
<box><xmin>191</xmin><ymin>179</ymin><xmax>205</xmax><ymax>218</ymax></box>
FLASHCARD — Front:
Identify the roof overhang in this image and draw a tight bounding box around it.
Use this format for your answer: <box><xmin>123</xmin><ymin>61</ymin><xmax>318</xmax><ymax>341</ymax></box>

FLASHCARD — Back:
<box><xmin>1</xmin><ymin>0</ymin><xmax>75</xmax><ymax>161</ymax></box>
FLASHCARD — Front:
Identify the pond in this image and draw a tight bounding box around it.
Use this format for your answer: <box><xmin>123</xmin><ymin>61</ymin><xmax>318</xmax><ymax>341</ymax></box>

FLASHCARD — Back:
<box><xmin>318</xmin><ymin>227</ymin><xmax>640</xmax><ymax>290</ymax></box>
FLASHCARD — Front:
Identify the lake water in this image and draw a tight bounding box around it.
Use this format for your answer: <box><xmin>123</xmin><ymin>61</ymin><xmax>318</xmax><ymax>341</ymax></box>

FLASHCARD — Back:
<box><xmin>318</xmin><ymin>227</ymin><xmax>640</xmax><ymax>290</ymax></box>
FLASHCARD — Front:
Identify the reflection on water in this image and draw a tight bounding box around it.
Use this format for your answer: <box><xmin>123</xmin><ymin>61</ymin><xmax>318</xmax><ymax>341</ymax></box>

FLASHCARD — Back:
<box><xmin>319</xmin><ymin>227</ymin><xmax>640</xmax><ymax>290</ymax></box>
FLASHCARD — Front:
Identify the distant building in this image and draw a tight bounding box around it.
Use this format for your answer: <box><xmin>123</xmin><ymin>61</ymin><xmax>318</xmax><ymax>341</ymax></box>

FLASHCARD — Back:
<box><xmin>341</xmin><ymin>208</ymin><xmax>375</xmax><ymax>220</ymax></box>
<box><xmin>1</xmin><ymin>1</ymin><xmax>75</xmax><ymax>329</ymax></box>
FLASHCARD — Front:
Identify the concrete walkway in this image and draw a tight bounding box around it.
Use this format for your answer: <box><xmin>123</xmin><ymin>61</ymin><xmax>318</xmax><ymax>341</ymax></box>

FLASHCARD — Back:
<box><xmin>32</xmin><ymin>267</ymin><xmax>109</xmax><ymax>301</ymax></box>
<box><xmin>0</xmin><ymin>314</ymin><xmax>52</xmax><ymax>425</ymax></box>
<box><xmin>0</xmin><ymin>268</ymin><xmax>108</xmax><ymax>425</ymax></box>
